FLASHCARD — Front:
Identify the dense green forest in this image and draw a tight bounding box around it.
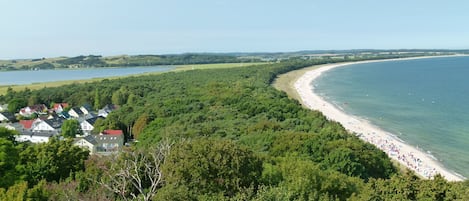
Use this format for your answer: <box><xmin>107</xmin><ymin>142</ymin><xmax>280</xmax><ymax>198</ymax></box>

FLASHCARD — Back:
<box><xmin>1</xmin><ymin>55</ymin><xmax>469</xmax><ymax>200</ymax></box>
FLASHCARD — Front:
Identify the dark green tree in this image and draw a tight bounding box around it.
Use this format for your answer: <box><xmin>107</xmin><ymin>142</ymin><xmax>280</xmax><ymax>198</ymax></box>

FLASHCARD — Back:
<box><xmin>7</xmin><ymin>98</ymin><xmax>27</xmax><ymax>113</ymax></box>
<box><xmin>161</xmin><ymin>138</ymin><xmax>263</xmax><ymax>197</ymax></box>
<box><xmin>0</xmin><ymin>138</ymin><xmax>20</xmax><ymax>188</ymax></box>
<box><xmin>17</xmin><ymin>138</ymin><xmax>89</xmax><ymax>185</ymax></box>
<box><xmin>61</xmin><ymin>119</ymin><xmax>81</xmax><ymax>138</ymax></box>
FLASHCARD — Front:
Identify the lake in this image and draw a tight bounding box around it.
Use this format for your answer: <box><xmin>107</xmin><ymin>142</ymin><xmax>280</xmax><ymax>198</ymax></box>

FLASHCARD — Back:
<box><xmin>0</xmin><ymin>66</ymin><xmax>174</xmax><ymax>85</ymax></box>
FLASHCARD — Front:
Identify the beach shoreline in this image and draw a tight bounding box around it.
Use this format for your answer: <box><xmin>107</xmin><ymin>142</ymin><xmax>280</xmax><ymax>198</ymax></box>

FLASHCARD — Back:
<box><xmin>293</xmin><ymin>55</ymin><xmax>468</xmax><ymax>181</ymax></box>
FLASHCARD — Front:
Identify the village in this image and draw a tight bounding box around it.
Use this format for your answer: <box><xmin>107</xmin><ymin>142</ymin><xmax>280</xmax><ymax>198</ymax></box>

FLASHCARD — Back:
<box><xmin>0</xmin><ymin>102</ymin><xmax>124</xmax><ymax>155</ymax></box>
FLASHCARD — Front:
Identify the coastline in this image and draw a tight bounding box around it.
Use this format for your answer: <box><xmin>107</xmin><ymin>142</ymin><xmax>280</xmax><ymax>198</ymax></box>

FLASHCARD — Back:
<box><xmin>293</xmin><ymin>55</ymin><xmax>468</xmax><ymax>181</ymax></box>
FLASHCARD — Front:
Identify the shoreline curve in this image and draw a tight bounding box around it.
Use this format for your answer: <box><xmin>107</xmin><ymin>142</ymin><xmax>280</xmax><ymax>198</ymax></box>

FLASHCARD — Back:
<box><xmin>294</xmin><ymin>55</ymin><xmax>468</xmax><ymax>181</ymax></box>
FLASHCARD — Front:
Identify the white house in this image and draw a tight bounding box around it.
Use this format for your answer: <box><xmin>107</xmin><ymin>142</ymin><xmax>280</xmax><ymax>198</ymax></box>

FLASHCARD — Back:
<box><xmin>15</xmin><ymin>131</ymin><xmax>57</xmax><ymax>143</ymax></box>
<box><xmin>32</xmin><ymin>118</ymin><xmax>63</xmax><ymax>132</ymax></box>
<box><xmin>68</xmin><ymin>107</ymin><xmax>84</xmax><ymax>118</ymax></box>
<box><xmin>80</xmin><ymin>104</ymin><xmax>93</xmax><ymax>115</ymax></box>
<box><xmin>52</xmin><ymin>103</ymin><xmax>69</xmax><ymax>113</ymax></box>
<box><xmin>98</xmin><ymin>104</ymin><xmax>117</xmax><ymax>118</ymax></box>
<box><xmin>94</xmin><ymin>130</ymin><xmax>125</xmax><ymax>154</ymax></box>
<box><xmin>79</xmin><ymin>117</ymin><xmax>101</xmax><ymax>135</ymax></box>
<box><xmin>19</xmin><ymin>104</ymin><xmax>48</xmax><ymax>117</ymax></box>
<box><xmin>74</xmin><ymin>135</ymin><xmax>97</xmax><ymax>154</ymax></box>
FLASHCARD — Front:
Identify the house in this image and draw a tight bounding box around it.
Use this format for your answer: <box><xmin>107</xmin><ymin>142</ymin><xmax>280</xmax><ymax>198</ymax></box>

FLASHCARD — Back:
<box><xmin>53</xmin><ymin>103</ymin><xmax>69</xmax><ymax>113</ymax></box>
<box><xmin>79</xmin><ymin>116</ymin><xmax>102</xmax><ymax>135</ymax></box>
<box><xmin>58</xmin><ymin>111</ymin><xmax>71</xmax><ymax>119</ymax></box>
<box><xmin>32</xmin><ymin>118</ymin><xmax>64</xmax><ymax>132</ymax></box>
<box><xmin>98</xmin><ymin>104</ymin><xmax>118</xmax><ymax>118</ymax></box>
<box><xmin>74</xmin><ymin>135</ymin><xmax>98</xmax><ymax>154</ymax></box>
<box><xmin>84</xmin><ymin>113</ymin><xmax>98</xmax><ymax>120</ymax></box>
<box><xmin>0</xmin><ymin>104</ymin><xmax>8</xmax><ymax>112</ymax></box>
<box><xmin>19</xmin><ymin>104</ymin><xmax>48</xmax><ymax>117</ymax></box>
<box><xmin>15</xmin><ymin>130</ymin><xmax>58</xmax><ymax>143</ymax></box>
<box><xmin>80</xmin><ymin>104</ymin><xmax>93</xmax><ymax>115</ymax></box>
<box><xmin>68</xmin><ymin>107</ymin><xmax>84</xmax><ymax>118</ymax></box>
<box><xmin>94</xmin><ymin>129</ymin><xmax>124</xmax><ymax>154</ymax></box>
<box><xmin>0</xmin><ymin>112</ymin><xmax>16</xmax><ymax>122</ymax></box>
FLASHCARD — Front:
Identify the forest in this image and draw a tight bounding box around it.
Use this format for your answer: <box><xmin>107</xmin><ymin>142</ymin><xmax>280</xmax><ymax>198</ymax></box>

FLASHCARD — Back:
<box><xmin>1</xmin><ymin>55</ymin><xmax>469</xmax><ymax>200</ymax></box>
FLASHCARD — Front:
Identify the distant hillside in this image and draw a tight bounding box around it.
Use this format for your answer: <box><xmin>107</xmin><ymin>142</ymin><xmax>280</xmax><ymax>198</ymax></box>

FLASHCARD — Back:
<box><xmin>1</xmin><ymin>49</ymin><xmax>467</xmax><ymax>71</ymax></box>
<box><xmin>0</xmin><ymin>54</ymin><xmax>260</xmax><ymax>71</ymax></box>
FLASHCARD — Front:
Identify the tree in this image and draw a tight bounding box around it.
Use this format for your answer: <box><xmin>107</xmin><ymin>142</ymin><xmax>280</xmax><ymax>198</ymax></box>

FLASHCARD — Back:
<box><xmin>132</xmin><ymin>113</ymin><xmax>149</xmax><ymax>139</ymax></box>
<box><xmin>0</xmin><ymin>138</ymin><xmax>19</xmax><ymax>188</ymax></box>
<box><xmin>61</xmin><ymin>119</ymin><xmax>81</xmax><ymax>138</ymax></box>
<box><xmin>17</xmin><ymin>138</ymin><xmax>89</xmax><ymax>185</ymax></box>
<box><xmin>111</xmin><ymin>89</ymin><xmax>128</xmax><ymax>106</ymax></box>
<box><xmin>27</xmin><ymin>95</ymin><xmax>39</xmax><ymax>106</ymax></box>
<box><xmin>7</xmin><ymin>98</ymin><xmax>27</xmax><ymax>113</ymax></box>
<box><xmin>98</xmin><ymin>141</ymin><xmax>171</xmax><ymax>201</ymax></box>
<box><xmin>94</xmin><ymin>89</ymin><xmax>101</xmax><ymax>110</ymax></box>
<box><xmin>0</xmin><ymin>127</ymin><xmax>18</xmax><ymax>143</ymax></box>
<box><xmin>161</xmin><ymin>138</ymin><xmax>262</xmax><ymax>197</ymax></box>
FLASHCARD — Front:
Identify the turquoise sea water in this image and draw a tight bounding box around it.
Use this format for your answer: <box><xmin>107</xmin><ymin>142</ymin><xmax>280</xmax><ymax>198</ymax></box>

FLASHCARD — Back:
<box><xmin>314</xmin><ymin>56</ymin><xmax>469</xmax><ymax>178</ymax></box>
<box><xmin>0</xmin><ymin>66</ymin><xmax>174</xmax><ymax>85</ymax></box>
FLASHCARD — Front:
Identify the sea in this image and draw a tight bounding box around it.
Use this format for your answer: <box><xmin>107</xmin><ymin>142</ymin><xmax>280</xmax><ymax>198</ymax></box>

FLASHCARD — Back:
<box><xmin>0</xmin><ymin>66</ymin><xmax>174</xmax><ymax>85</ymax></box>
<box><xmin>314</xmin><ymin>56</ymin><xmax>469</xmax><ymax>178</ymax></box>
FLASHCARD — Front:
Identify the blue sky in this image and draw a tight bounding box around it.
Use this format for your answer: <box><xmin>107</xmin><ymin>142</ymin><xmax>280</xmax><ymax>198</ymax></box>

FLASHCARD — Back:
<box><xmin>1</xmin><ymin>0</ymin><xmax>469</xmax><ymax>59</ymax></box>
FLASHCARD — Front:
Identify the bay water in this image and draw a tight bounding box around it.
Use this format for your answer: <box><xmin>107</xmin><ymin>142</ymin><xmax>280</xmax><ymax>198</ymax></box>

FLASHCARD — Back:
<box><xmin>0</xmin><ymin>66</ymin><xmax>174</xmax><ymax>85</ymax></box>
<box><xmin>314</xmin><ymin>56</ymin><xmax>469</xmax><ymax>177</ymax></box>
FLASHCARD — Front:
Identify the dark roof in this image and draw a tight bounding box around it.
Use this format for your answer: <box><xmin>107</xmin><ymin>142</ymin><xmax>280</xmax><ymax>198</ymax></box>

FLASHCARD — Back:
<box><xmin>70</xmin><ymin>107</ymin><xmax>84</xmax><ymax>115</ymax></box>
<box><xmin>75</xmin><ymin>135</ymin><xmax>98</xmax><ymax>145</ymax></box>
<box><xmin>81</xmin><ymin>104</ymin><xmax>93</xmax><ymax>111</ymax></box>
<box><xmin>85</xmin><ymin>116</ymin><xmax>102</xmax><ymax>125</ymax></box>
<box><xmin>44</xmin><ymin>118</ymin><xmax>64</xmax><ymax>129</ymax></box>
<box><xmin>28</xmin><ymin>104</ymin><xmax>48</xmax><ymax>112</ymax></box>
<box><xmin>19</xmin><ymin>130</ymin><xmax>58</xmax><ymax>137</ymax></box>
<box><xmin>59</xmin><ymin>111</ymin><xmax>71</xmax><ymax>119</ymax></box>
<box><xmin>0</xmin><ymin>112</ymin><xmax>16</xmax><ymax>121</ymax></box>
<box><xmin>102</xmin><ymin>104</ymin><xmax>118</xmax><ymax>112</ymax></box>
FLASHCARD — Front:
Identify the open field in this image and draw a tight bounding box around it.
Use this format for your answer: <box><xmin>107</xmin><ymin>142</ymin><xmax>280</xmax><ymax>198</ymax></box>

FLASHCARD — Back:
<box><xmin>0</xmin><ymin>62</ymin><xmax>265</xmax><ymax>95</ymax></box>
<box><xmin>272</xmin><ymin>65</ymin><xmax>321</xmax><ymax>103</ymax></box>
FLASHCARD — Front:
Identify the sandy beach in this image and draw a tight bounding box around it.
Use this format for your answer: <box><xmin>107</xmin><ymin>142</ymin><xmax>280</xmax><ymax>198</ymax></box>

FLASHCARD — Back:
<box><xmin>294</xmin><ymin>56</ymin><xmax>467</xmax><ymax>181</ymax></box>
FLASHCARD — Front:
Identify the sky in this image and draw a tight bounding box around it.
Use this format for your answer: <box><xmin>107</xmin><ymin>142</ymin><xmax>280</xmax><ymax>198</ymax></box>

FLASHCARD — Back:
<box><xmin>1</xmin><ymin>0</ymin><xmax>469</xmax><ymax>59</ymax></box>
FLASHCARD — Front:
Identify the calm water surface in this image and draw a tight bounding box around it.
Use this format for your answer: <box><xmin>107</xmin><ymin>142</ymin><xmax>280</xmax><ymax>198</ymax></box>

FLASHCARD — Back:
<box><xmin>314</xmin><ymin>56</ymin><xmax>469</xmax><ymax>177</ymax></box>
<box><xmin>0</xmin><ymin>66</ymin><xmax>174</xmax><ymax>85</ymax></box>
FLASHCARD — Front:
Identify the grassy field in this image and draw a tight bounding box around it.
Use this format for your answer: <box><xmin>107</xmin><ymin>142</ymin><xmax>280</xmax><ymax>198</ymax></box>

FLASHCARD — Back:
<box><xmin>0</xmin><ymin>62</ymin><xmax>265</xmax><ymax>95</ymax></box>
<box><xmin>271</xmin><ymin>64</ymin><xmax>323</xmax><ymax>106</ymax></box>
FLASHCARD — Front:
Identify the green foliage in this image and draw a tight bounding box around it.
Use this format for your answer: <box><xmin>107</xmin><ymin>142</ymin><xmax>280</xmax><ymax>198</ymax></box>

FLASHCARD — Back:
<box><xmin>0</xmin><ymin>127</ymin><xmax>18</xmax><ymax>143</ymax></box>
<box><xmin>0</xmin><ymin>138</ymin><xmax>19</xmax><ymax>188</ymax></box>
<box><xmin>61</xmin><ymin>119</ymin><xmax>81</xmax><ymax>138</ymax></box>
<box><xmin>17</xmin><ymin>138</ymin><xmax>89</xmax><ymax>186</ymax></box>
<box><xmin>7</xmin><ymin>98</ymin><xmax>27</xmax><ymax>113</ymax></box>
<box><xmin>161</xmin><ymin>138</ymin><xmax>262</xmax><ymax>197</ymax></box>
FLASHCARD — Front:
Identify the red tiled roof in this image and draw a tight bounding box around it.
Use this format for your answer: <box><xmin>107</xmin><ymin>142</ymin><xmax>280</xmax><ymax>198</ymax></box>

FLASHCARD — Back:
<box><xmin>102</xmin><ymin>130</ymin><xmax>123</xmax><ymax>135</ymax></box>
<box><xmin>19</xmin><ymin>120</ymin><xmax>35</xmax><ymax>129</ymax></box>
<box><xmin>53</xmin><ymin>103</ymin><xmax>69</xmax><ymax>110</ymax></box>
